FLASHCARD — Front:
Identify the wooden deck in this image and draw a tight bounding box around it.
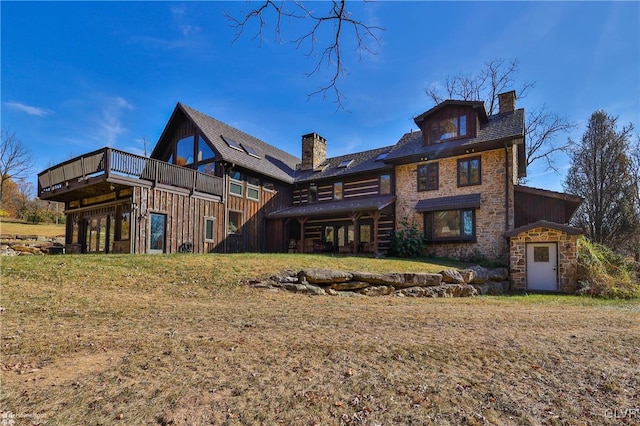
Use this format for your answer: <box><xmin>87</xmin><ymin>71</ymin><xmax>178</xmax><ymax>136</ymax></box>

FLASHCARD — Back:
<box><xmin>38</xmin><ymin>148</ymin><xmax>224</xmax><ymax>202</ymax></box>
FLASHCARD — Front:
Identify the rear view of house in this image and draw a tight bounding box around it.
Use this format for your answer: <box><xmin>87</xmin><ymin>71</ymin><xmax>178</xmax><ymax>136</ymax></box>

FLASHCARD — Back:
<box><xmin>38</xmin><ymin>91</ymin><xmax>583</xmax><ymax>291</ymax></box>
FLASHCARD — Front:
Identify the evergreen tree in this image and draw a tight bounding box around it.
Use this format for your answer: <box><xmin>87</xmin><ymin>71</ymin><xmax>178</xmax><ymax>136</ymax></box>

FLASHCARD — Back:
<box><xmin>564</xmin><ymin>111</ymin><xmax>638</xmax><ymax>252</ymax></box>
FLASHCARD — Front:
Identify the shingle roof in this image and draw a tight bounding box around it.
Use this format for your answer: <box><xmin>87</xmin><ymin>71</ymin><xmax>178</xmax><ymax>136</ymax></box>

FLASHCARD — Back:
<box><xmin>415</xmin><ymin>193</ymin><xmax>481</xmax><ymax>212</ymax></box>
<box><xmin>295</xmin><ymin>145</ymin><xmax>394</xmax><ymax>183</ymax></box>
<box><xmin>269</xmin><ymin>195</ymin><xmax>395</xmax><ymax>219</ymax></box>
<box><xmin>179</xmin><ymin>103</ymin><xmax>301</xmax><ymax>183</ymax></box>
<box><xmin>504</xmin><ymin>220</ymin><xmax>583</xmax><ymax>237</ymax></box>
<box><xmin>385</xmin><ymin>109</ymin><xmax>525</xmax><ymax>162</ymax></box>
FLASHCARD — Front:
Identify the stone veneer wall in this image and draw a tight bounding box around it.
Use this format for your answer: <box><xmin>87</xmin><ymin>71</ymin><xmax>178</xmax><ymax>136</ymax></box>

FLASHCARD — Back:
<box><xmin>395</xmin><ymin>147</ymin><xmax>515</xmax><ymax>261</ymax></box>
<box><xmin>509</xmin><ymin>227</ymin><xmax>580</xmax><ymax>293</ymax></box>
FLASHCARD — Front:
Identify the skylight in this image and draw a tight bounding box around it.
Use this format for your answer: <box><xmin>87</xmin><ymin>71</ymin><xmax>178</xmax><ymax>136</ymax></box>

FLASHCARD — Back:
<box><xmin>338</xmin><ymin>159</ymin><xmax>353</xmax><ymax>168</ymax></box>
<box><xmin>222</xmin><ymin>135</ymin><xmax>243</xmax><ymax>152</ymax></box>
<box><xmin>375</xmin><ymin>152</ymin><xmax>389</xmax><ymax>161</ymax></box>
<box><xmin>242</xmin><ymin>143</ymin><xmax>261</xmax><ymax>159</ymax></box>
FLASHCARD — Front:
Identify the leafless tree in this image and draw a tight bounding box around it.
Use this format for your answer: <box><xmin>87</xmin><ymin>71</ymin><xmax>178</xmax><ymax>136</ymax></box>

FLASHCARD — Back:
<box><xmin>226</xmin><ymin>1</ymin><xmax>383</xmax><ymax>110</ymax></box>
<box><xmin>426</xmin><ymin>58</ymin><xmax>574</xmax><ymax>173</ymax></box>
<box><xmin>1</xmin><ymin>127</ymin><xmax>33</xmax><ymax>208</ymax></box>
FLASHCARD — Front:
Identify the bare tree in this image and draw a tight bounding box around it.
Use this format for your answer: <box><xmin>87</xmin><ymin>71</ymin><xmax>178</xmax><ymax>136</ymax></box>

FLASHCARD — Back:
<box><xmin>426</xmin><ymin>58</ymin><xmax>574</xmax><ymax>173</ymax></box>
<box><xmin>226</xmin><ymin>1</ymin><xmax>383</xmax><ymax>110</ymax></box>
<box><xmin>0</xmin><ymin>127</ymin><xmax>33</xmax><ymax>208</ymax></box>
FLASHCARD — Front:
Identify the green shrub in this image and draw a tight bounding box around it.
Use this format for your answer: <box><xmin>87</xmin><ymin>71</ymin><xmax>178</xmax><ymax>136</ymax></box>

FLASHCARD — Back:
<box><xmin>390</xmin><ymin>218</ymin><xmax>426</xmax><ymax>258</ymax></box>
<box><xmin>576</xmin><ymin>238</ymin><xmax>640</xmax><ymax>299</ymax></box>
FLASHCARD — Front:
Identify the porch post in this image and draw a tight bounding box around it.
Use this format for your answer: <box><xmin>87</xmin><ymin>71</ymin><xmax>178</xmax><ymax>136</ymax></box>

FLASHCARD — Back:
<box><xmin>297</xmin><ymin>216</ymin><xmax>308</xmax><ymax>253</ymax></box>
<box><xmin>372</xmin><ymin>211</ymin><xmax>381</xmax><ymax>255</ymax></box>
<box><xmin>350</xmin><ymin>212</ymin><xmax>362</xmax><ymax>253</ymax></box>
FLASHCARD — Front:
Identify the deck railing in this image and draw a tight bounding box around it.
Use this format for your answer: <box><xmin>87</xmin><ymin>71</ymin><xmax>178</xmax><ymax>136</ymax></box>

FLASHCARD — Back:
<box><xmin>38</xmin><ymin>147</ymin><xmax>224</xmax><ymax>198</ymax></box>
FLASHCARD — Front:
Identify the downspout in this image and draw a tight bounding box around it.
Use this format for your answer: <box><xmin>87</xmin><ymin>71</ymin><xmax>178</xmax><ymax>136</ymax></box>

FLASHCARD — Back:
<box><xmin>222</xmin><ymin>163</ymin><xmax>229</xmax><ymax>254</ymax></box>
<box><xmin>504</xmin><ymin>143</ymin><xmax>510</xmax><ymax>232</ymax></box>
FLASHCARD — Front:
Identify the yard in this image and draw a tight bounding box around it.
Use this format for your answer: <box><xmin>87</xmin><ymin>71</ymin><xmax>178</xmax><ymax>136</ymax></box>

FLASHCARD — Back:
<box><xmin>1</xmin><ymin>253</ymin><xmax>638</xmax><ymax>425</ymax></box>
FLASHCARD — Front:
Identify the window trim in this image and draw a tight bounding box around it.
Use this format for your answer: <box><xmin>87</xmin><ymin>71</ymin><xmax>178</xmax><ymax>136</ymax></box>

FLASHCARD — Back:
<box><xmin>204</xmin><ymin>217</ymin><xmax>216</xmax><ymax>242</ymax></box>
<box><xmin>334</xmin><ymin>181</ymin><xmax>343</xmax><ymax>200</ymax></box>
<box><xmin>308</xmin><ymin>184</ymin><xmax>318</xmax><ymax>203</ymax></box>
<box><xmin>424</xmin><ymin>208</ymin><xmax>476</xmax><ymax>243</ymax></box>
<box><xmin>417</xmin><ymin>163</ymin><xmax>439</xmax><ymax>191</ymax></box>
<box><xmin>457</xmin><ymin>156</ymin><xmax>482</xmax><ymax>187</ymax></box>
<box><xmin>379</xmin><ymin>174</ymin><xmax>392</xmax><ymax>195</ymax></box>
<box><xmin>428</xmin><ymin>113</ymin><xmax>469</xmax><ymax>144</ymax></box>
<box><xmin>228</xmin><ymin>210</ymin><xmax>242</xmax><ymax>235</ymax></box>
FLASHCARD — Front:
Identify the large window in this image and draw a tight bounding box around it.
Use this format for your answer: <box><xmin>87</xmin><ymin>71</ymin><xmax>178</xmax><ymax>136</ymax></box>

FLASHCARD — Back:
<box><xmin>458</xmin><ymin>157</ymin><xmax>481</xmax><ymax>187</ymax></box>
<box><xmin>424</xmin><ymin>209</ymin><xmax>475</xmax><ymax>242</ymax></box>
<box><xmin>429</xmin><ymin>114</ymin><xmax>467</xmax><ymax>143</ymax></box>
<box><xmin>418</xmin><ymin>163</ymin><xmax>439</xmax><ymax>191</ymax></box>
<box><xmin>247</xmin><ymin>176</ymin><xmax>260</xmax><ymax>201</ymax></box>
<box><xmin>308</xmin><ymin>184</ymin><xmax>318</xmax><ymax>203</ymax></box>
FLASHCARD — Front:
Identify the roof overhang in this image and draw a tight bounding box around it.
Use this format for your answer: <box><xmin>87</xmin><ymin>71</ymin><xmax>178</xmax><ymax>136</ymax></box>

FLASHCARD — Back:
<box><xmin>416</xmin><ymin>193</ymin><xmax>481</xmax><ymax>212</ymax></box>
<box><xmin>269</xmin><ymin>195</ymin><xmax>395</xmax><ymax>219</ymax></box>
<box><xmin>505</xmin><ymin>220</ymin><xmax>583</xmax><ymax>238</ymax></box>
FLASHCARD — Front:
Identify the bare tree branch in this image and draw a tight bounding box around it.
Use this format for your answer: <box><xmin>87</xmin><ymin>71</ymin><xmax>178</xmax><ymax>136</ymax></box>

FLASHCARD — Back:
<box><xmin>1</xmin><ymin>127</ymin><xmax>33</xmax><ymax>209</ymax></box>
<box><xmin>226</xmin><ymin>1</ymin><xmax>383</xmax><ymax>110</ymax></box>
<box><xmin>525</xmin><ymin>105</ymin><xmax>576</xmax><ymax>171</ymax></box>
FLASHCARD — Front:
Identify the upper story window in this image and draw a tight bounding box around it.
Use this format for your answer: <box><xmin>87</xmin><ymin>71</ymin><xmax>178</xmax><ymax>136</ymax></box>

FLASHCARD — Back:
<box><xmin>429</xmin><ymin>114</ymin><xmax>467</xmax><ymax>143</ymax></box>
<box><xmin>418</xmin><ymin>163</ymin><xmax>439</xmax><ymax>191</ymax></box>
<box><xmin>380</xmin><ymin>174</ymin><xmax>391</xmax><ymax>195</ymax></box>
<box><xmin>308</xmin><ymin>184</ymin><xmax>318</xmax><ymax>203</ymax></box>
<box><xmin>458</xmin><ymin>157</ymin><xmax>481</xmax><ymax>187</ymax></box>
<box><xmin>247</xmin><ymin>176</ymin><xmax>260</xmax><ymax>201</ymax></box>
<box><xmin>334</xmin><ymin>182</ymin><xmax>343</xmax><ymax>200</ymax></box>
<box><xmin>176</xmin><ymin>136</ymin><xmax>195</xmax><ymax>166</ymax></box>
<box><xmin>228</xmin><ymin>170</ymin><xmax>243</xmax><ymax>196</ymax></box>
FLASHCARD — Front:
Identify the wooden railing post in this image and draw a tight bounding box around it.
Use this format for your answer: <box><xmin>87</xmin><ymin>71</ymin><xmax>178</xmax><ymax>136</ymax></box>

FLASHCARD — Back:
<box><xmin>104</xmin><ymin>148</ymin><xmax>111</xmax><ymax>178</ymax></box>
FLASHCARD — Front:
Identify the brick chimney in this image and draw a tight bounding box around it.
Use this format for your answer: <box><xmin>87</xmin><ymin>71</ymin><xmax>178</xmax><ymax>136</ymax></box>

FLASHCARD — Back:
<box><xmin>301</xmin><ymin>133</ymin><xmax>326</xmax><ymax>171</ymax></box>
<box><xmin>498</xmin><ymin>90</ymin><xmax>516</xmax><ymax>114</ymax></box>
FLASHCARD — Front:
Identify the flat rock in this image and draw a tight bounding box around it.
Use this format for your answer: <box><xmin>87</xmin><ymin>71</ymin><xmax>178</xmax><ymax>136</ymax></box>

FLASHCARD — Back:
<box><xmin>351</xmin><ymin>271</ymin><xmax>404</xmax><ymax>286</ymax></box>
<box><xmin>300</xmin><ymin>269</ymin><xmax>353</xmax><ymax>285</ymax></box>
<box><xmin>440</xmin><ymin>269</ymin><xmax>465</xmax><ymax>284</ymax></box>
<box><xmin>331</xmin><ymin>281</ymin><xmax>370</xmax><ymax>291</ymax></box>
<box><xmin>463</xmin><ymin>266</ymin><xmax>490</xmax><ymax>284</ymax></box>
<box><xmin>359</xmin><ymin>285</ymin><xmax>394</xmax><ymax>297</ymax></box>
<box><xmin>395</xmin><ymin>273</ymin><xmax>442</xmax><ymax>289</ymax></box>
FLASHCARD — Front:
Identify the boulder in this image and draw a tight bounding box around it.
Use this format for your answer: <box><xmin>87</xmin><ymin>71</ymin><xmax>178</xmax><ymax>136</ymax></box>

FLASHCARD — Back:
<box><xmin>485</xmin><ymin>281</ymin><xmax>505</xmax><ymax>295</ymax></box>
<box><xmin>299</xmin><ymin>269</ymin><xmax>353</xmax><ymax>285</ymax></box>
<box><xmin>331</xmin><ymin>281</ymin><xmax>370</xmax><ymax>291</ymax></box>
<box><xmin>463</xmin><ymin>266</ymin><xmax>490</xmax><ymax>284</ymax></box>
<box><xmin>488</xmin><ymin>268</ymin><xmax>509</xmax><ymax>281</ymax></box>
<box><xmin>394</xmin><ymin>273</ymin><xmax>442</xmax><ymax>289</ymax></box>
<box><xmin>351</xmin><ymin>271</ymin><xmax>404</xmax><ymax>287</ymax></box>
<box><xmin>11</xmin><ymin>245</ymin><xmax>40</xmax><ymax>254</ymax></box>
<box><xmin>359</xmin><ymin>285</ymin><xmax>394</xmax><ymax>297</ymax></box>
<box><xmin>440</xmin><ymin>269</ymin><xmax>465</xmax><ymax>284</ymax></box>
<box><xmin>444</xmin><ymin>284</ymin><xmax>478</xmax><ymax>297</ymax></box>
<box><xmin>302</xmin><ymin>284</ymin><xmax>326</xmax><ymax>296</ymax></box>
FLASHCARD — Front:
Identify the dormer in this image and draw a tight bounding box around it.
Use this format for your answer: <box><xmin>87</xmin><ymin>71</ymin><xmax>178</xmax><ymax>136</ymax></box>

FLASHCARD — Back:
<box><xmin>413</xmin><ymin>100</ymin><xmax>488</xmax><ymax>146</ymax></box>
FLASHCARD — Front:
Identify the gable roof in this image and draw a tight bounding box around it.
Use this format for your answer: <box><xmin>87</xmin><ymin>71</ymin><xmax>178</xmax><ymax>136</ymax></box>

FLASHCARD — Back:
<box><xmin>505</xmin><ymin>220</ymin><xmax>583</xmax><ymax>238</ymax></box>
<box><xmin>153</xmin><ymin>103</ymin><xmax>301</xmax><ymax>184</ymax></box>
<box><xmin>295</xmin><ymin>145</ymin><xmax>395</xmax><ymax>183</ymax></box>
<box><xmin>413</xmin><ymin>99</ymin><xmax>488</xmax><ymax>125</ymax></box>
<box><xmin>385</xmin><ymin>108</ymin><xmax>525</xmax><ymax>164</ymax></box>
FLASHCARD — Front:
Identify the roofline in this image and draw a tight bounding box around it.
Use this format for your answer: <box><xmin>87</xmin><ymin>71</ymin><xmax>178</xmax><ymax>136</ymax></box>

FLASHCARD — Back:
<box><xmin>505</xmin><ymin>220</ymin><xmax>583</xmax><ymax>237</ymax></box>
<box><xmin>414</xmin><ymin>100</ymin><xmax>488</xmax><ymax>125</ymax></box>
<box><xmin>514</xmin><ymin>185</ymin><xmax>583</xmax><ymax>203</ymax></box>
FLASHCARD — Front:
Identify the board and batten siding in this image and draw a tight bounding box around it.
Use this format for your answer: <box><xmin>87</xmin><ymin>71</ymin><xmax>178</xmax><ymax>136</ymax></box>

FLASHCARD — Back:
<box><xmin>133</xmin><ymin>186</ymin><xmax>224</xmax><ymax>254</ymax></box>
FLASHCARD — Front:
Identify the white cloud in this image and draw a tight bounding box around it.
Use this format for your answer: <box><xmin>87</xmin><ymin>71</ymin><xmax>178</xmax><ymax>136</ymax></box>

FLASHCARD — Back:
<box><xmin>98</xmin><ymin>96</ymin><xmax>135</xmax><ymax>146</ymax></box>
<box><xmin>4</xmin><ymin>101</ymin><xmax>53</xmax><ymax>117</ymax></box>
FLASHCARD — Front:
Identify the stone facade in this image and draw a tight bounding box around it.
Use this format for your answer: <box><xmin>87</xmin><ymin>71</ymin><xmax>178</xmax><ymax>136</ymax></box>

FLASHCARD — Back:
<box><xmin>508</xmin><ymin>225</ymin><xmax>581</xmax><ymax>293</ymax></box>
<box><xmin>394</xmin><ymin>147</ymin><xmax>516</xmax><ymax>261</ymax></box>
<box><xmin>301</xmin><ymin>133</ymin><xmax>327</xmax><ymax>171</ymax></box>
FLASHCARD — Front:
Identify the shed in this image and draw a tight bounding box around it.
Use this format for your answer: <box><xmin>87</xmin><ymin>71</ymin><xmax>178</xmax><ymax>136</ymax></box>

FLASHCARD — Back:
<box><xmin>505</xmin><ymin>220</ymin><xmax>583</xmax><ymax>293</ymax></box>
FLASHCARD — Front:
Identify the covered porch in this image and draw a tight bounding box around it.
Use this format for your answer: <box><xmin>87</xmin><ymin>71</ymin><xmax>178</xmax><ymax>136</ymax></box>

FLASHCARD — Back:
<box><xmin>268</xmin><ymin>195</ymin><xmax>395</xmax><ymax>255</ymax></box>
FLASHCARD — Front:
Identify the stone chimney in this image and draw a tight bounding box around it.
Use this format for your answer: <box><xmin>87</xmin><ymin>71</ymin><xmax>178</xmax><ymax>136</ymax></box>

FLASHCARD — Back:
<box><xmin>498</xmin><ymin>90</ymin><xmax>516</xmax><ymax>114</ymax></box>
<box><xmin>301</xmin><ymin>133</ymin><xmax>327</xmax><ymax>171</ymax></box>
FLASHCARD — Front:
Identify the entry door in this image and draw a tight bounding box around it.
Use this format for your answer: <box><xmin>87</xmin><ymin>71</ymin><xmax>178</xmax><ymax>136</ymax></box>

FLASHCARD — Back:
<box><xmin>149</xmin><ymin>213</ymin><xmax>167</xmax><ymax>254</ymax></box>
<box><xmin>526</xmin><ymin>243</ymin><xmax>558</xmax><ymax>291</ymax></box>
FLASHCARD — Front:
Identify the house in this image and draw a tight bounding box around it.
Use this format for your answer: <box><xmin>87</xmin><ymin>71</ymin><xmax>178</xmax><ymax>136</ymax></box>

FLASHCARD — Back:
<box><xmin>37</xmin><ymin>91</ymin><xmax>583</xmax><ymax>292</ymax></box>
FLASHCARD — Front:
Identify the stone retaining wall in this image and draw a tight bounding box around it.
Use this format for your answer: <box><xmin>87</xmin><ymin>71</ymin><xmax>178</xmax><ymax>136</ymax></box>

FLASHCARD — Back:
<box><xmin>245</xmin><ymin>266</ymin><xmax>510</xmax><ymax>298</ymax></box>
<box><xmin>0</xmin><ymin>235</ymin><xmax>65</xmax><ymax>256</ymax></box>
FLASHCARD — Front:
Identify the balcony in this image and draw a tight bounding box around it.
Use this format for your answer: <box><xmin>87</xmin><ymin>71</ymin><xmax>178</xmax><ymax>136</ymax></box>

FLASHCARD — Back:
<box><xmin>38</xmin><ymin>147</ymin><xmax>224</xmax><ymax>202</ymax></box>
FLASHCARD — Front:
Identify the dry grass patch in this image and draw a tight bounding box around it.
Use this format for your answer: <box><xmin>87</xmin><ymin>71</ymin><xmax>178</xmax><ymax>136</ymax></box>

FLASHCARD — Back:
<box><xmin>0</xmin><ymin>220</ymin><xmax>66</xmax><ymax>238</ymax></box>
<box><xmin>1</xmin><ymin>254</ymin><xmax>638</xmax><ymax>425</ymax></box>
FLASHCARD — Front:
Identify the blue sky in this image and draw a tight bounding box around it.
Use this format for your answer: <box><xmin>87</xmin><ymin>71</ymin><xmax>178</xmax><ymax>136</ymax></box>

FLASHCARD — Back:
<box><xmin>2</xmin><ymin>1</ymin><xmax>639</xmax><ymax>193</ymax></box>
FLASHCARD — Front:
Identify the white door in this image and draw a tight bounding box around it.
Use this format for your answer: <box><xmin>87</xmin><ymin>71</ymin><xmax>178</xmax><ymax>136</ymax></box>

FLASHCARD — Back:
<box><xmin>526</xmin><ymin>243</ymin><xmax>558</xmax><ymax>291</ymax></box>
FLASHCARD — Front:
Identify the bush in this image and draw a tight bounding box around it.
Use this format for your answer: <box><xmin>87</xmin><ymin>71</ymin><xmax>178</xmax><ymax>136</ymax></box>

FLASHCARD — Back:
<box><xmin>576</xmin><ymin>238</ymin><xmax>640</xmax><ymax>299</ymax></box>
<box><xmin>390</xmin><ymin>218</ymin><xmax>426</xmax><ymax>258</ymax></box>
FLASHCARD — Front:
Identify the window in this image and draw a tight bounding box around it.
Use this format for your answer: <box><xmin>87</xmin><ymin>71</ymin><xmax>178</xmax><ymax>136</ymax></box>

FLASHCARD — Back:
<box><xmin>338</xmin><ymin>159</ymin><xmax>353</xmax><ymax>168</ymax></box>
<box><xmin>308</xmin><ymin>184</ymin><xmax>317</xmax><ymax>203</ymax></box>
<box><xmin>247</xmin><ymin>176</ymin><xmax>260</xmax><ymax>201</ymax></box>
<box><xmin>263</xmin><ymin>181</ymin><xmax>275</xmax><ymax>191</ymax></box>
<box><xmin>198</xmin><ymin>162</ymin><xmax>216</xmax><ymax>175</ymax></box>
<box><xmin>424</xmin><ymin>209</ymin><xmax>475</xmax><ymax>242</ymax></box>
<box><xmin>176</xmin><ymin>135</ymin><xmax>194</xmax><ymax>166</ymax></box>
<box><xmin>380</xmin><ymin>174</ymin><xmax>391</xmax><ymax>195</ymax></box>
<box><xmin>418</xmin><ymin>163</ymin><xmax>439</xmax><ymax>191</ymax></box>
<box><xmin>198</xmin><ymin>136</ymin><xmax>215</xmax><ymax>162</ymax></box>
<box><xmin>429</xmin><ymin>114</ymin><xmax>467</xmax><ymax>143</ymax></box>
<box><xmin>149</xmin><ymin>213</ymin><xmax>167</xmax><ymax>253</ymax></box>
<box><xmin>334</xmin><ymin>182</ymin><xmax>343</xmax><ymax>200</ymax></box>
<box><xmin>120</xmin><ymin>212</ymin><xmax>130</xmax><ymax>240</ymax></box>
<box><xmin>222</xmin><ymin>135</ymin><xmax>243</xmax><ymax>151</ymax></box>
<box><xmin>242</xmin><ymin>143</ymin><xmax>261</xmax><ymax>159</ymax></box>
<box><xmin>458</xmin><ymin>157</ymin><xmax>481</xmax><ymax>187</ymax></box>
<box><xmin>360</xmin><ymin>224</ymin><xmax>371</xmax><ymax>243</ymax></box>
<box><xmin>228</xmin><ymin>211</ymin><xmax>242</xmax><ymax>234</ymax></box>
<box><xmin>375</xmin><ymin>152</ymin><xmax>389</xmax><ymax>161</ymax></box>
<box><xmin>205</xmin><ymin>217</ymin><xmax>215</xmax><ymax>241</ymax></box>
<box><xmin>229</xmin><ymin>170</ymin><xmax>243</xmax><ymax>196</ymax></box>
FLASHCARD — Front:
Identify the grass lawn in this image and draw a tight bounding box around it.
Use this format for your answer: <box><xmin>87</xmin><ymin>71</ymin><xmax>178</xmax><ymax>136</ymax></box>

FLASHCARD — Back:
<box><xmin>1</xmin><ymin>253</ymin><xmax>638</xmax><ymax>425</ymax></box>
<box><xmin>0</xmin><ymin>220</ymin><xmax>66</xmax><ymax>238</ymax></box>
